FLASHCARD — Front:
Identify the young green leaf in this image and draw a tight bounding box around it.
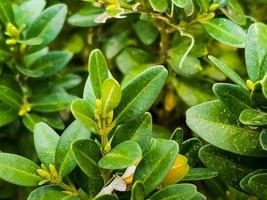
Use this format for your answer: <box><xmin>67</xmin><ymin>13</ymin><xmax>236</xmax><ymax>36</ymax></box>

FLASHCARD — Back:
<box><xmin>213</xmin><ymin>83</ymin><xmax>251</xmax><ymax>117</ymax></box>
<box><xmin>89</xmin><ymin>49</ymin><xmax>109</xmax><ymax>98</ymax></box>
<box><xmin>134</xmin><ymin>140</ymin><xmax>179</xmax><ymax>194</ymax></box>
<box><xmin>239</xmin><ymin>109</ymin><xmax>267</xmax><ymax>126</ymax></box>
<box><xmin>26</xmin><ymin>4</ymin><xmax>68</xmax><ymax>52</ymax></box>
<box><xmin>240</xmin><ymin>169</ymin><xmax>267</xmax><ymax>194</ymax></box>
<box><xmin>260</xmin><ymin>129</ymin><xmax>267</xmax><ymax>151</ymax></box>
<box><xmin>112</xmin><ymin>112</ymin><xmax>152</xmax><ymax>152</ymax></box>
<box><xmin>130</xmin><ymin>181</ymin><xmax>145</xmax><ymax>200</ymax></box>
<box><xmin>149</xmin><ymin>184</ymin><xmax>198</xmax><ymax>200</ymax></box>
<box><xmin>29</xmin><ymin>51</ymin><xmax>73</xmax><ymax>78</ymax></box>
<box><xmin>148</xmin><ymin>0</ymin><xmax>168</xmax><ymax>12</ymax></box>
<box><xmin>202</xmin><ymin>18</ymin><xmax>246</xmax><ymax>48</ymax></box>
<box><xmin>245</xmin><ymin>22</ymin><xmax>267</xmax><ymax>82</ymax></box>
<box><xmin>28</xmin><ymin>185</ymin><xmax>60</xmax><ymax>200</ymax></box>
<box><xmin>248</xmin><ymin>173</ymin><xmax>267</xmax><ymax>199</ymax></box>
<box><xmin>199</xmin><ymin>145</ymin><xmax>265</xmax><ymax>189</ymax></box>
<box><xmin>99</xmin><ymin>141</ymin><xmax>142</xmax><ymax>170</ymax></box>
<box><xmin>31</xmin><ymin>93</ymin><xmax>76</xmax><ymax>113</ymax></box>
<box><xmin>0</xmin><ymin>153</ymin><xmax>41</xmax><ymax>186</ymax></box>
<box><xmin>208</xmin><ymin>56</ymin><xmax>247</xmax><ymax>91</ymax></box>
<box><xmin>171</xmin><ymin>0</ymin><xmax>188</xmax><ymax>8</ymax></box>
<box><xmin>196</xmin><ymin>0</ymin><xmax>210</xmax><ymax>12</ymax></box>
<box><xmin>55</xmin><ymin>121</ymin><xmax>90</xmax><ymax>178</ymax></box>
<box><xmin>183</xmin><ymin>168</ymin><xmax>218</xmax><ymax>181</ymax></box>
<box><xmin>71</xmin><ymin>99</ymin><xmax>99</xmax><ymax>133</ymax></box>
<box><xmin>34</xmin><ymin>122</ymin><xmax>60</xmax><ymax>166</ymax></box>
<box><xmin>101</xmin><ymin>78</ymin><xmax>121</xmax><ymax>116</ymax></box>
<box><xmin>114</xmin><ymin>66</ymin><xmax>168</xmax><ymax>124</ymax></box>
<box><xmin>220</xmin><ymin>0</ymin><xmax>246</xmax><ymax>25</ymax></box>
<box><xmin>72</xmin><ymin>139</ymin><xmax>103</xmax><ymax>180</ymax></box>
<box><xmin>186</xmin><ymin>100</ymin><xmax>267</xmax><ymax>157</ymax></box>
<box><xmin>170</xmin><ymin>127</ymin><xmax>184</xmax><ymax>145</ymax></box>
<box><xmin>180</xmin><ymin>138</ymin><xmax>202</xmax><ymax>167</ymax></box>
<box><xmin>0</xmin><ymin>0</ymin><xmax>14</xmax><ymax>24</ymax></box>
<box><xmin>42</xmin><ymin>191</ymin><xmax>79</xmax><ymax>200</ymax></box>
<box><xmin>83</xmin><ymin>76</ymin><xmax>96</xmax><ymax>110</ymax></box>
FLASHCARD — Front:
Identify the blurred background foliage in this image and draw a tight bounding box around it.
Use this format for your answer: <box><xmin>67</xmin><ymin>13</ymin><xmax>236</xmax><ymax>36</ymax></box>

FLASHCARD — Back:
<box><xmin>0</xmin><ymin>0</ymin><xmax>267</xmax><ymax>199</ymax></box>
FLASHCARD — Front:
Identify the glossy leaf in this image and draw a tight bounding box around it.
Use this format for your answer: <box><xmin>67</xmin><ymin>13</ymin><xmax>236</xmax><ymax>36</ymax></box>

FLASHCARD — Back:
<box><xmin>114</xmin><ymin>66</ymin><xmax>168</xmax><ymax>124</ymax></box>
<box><xmin>42</xmin><ymin>191</ymin><xmax>79</xmax><ymax>200</ymax></box>
<box><xmin>199</xmin><ymin>145</ymin><xmax>266</xmax><ymax>189</ymax></box>
<box><xmin>72</xmin><ymin>139</ymin><xmax>102</xmax><ymax>180</ymax></box>
<box><xmin>260</xmin><ymin>129</ymin><xmax>267</xmax><ymax>151</ymax></box>
<box><xmin>148</xmin><ymin>0</ymin><xmax>168</xmax><ymax>12</ymax></box>
<box><xmin>186</xmin><ymin>100</ymin><xmax>267</xmax><ymax>157</ymax></box>
<box><xmin>101</xmin><ymin>78</ymin><xmax>121</xmax><ymax>115</ymax></box>
<box><xmin>28</xmin><ymin>185</ymin><xmax>60</xmax><ymax>200</ymax></box>
<box><xmin>248</xmin><ymin>173</ymin><xmax>267</xmax><ymax>199</ymax></box>
<box><xmin>71</xmin><ymin>99</ymin><xmax>99</xmax><ymax>133</ymax></box>
<box><xmin>134</xmin><ymin>140</ymin><xmax>179</xmax><ymax>194</ymax></box>
<box><xmin>220</xmin><ymin>0</ymin><xmax>246</xmax><ymax>25</ymax></box>
<box><xmin>112</xmin><ymin>112</ymin><xmax>152</xmax><ymax>152</ymax></box>
<box><xmin>56</xmin><ymin>121</ymin><xmax>90</xmax><ymax>177</ymax></box>
<box><xmin>88</xmin><ymin>49</ymin><xmax>109</xmax><ymax>98</ymax></box>
<box><xmin>208</xmin><ymin>56</ymin><xmax>247</xmax><ymax>91</ymax></box>
<box><xmin>239</xmin><ymin>109</ymin><xmax>267</xmax><ymax>126</ymax></box>
<box><xmin>34</xmin><ymin>122</ymin><xmax>59</xmax><ymax>166</ymax></box>
<box><xmin>149</xmin><ymin>184</ymin><xmax>198</xmax><ymax>200</ymax></box>
<box><xmin>183</xmin><ymin>168</ymin><xmax>218</xmax><ymax>181</ymax></box>
<box><xmin>26</xmin><ymin>4</ymin><xmax>67</xmax><ymax>52</ymax></box>
<box><xmin>31</xmin><ymin>93</ymin><xmax>75</xmax><ymax>113</ymax></box>
<box><xmin>245</xmin><ymin>22</ymin><xmax>267</xmax><ymax>82</ymax></box>
<box><xmin>172</xmin><ymin>0</ymin><xmax>188</xmax><ymax>8</ymax></box>
<box><xmin>170</xmin><ymin>127</ymin><xmax>184</xmax><ymax>145</ymax></box>
<box><xmin>203</xmin><ymin>18</ymin><xmax>246</xmax><ymax>48</ymax></box>
<box><xmin>180</xmin><ymin>138</ymin><xmax>202</xmax><ymax>167</ymax></box>
<box><xmin>0</xmin><ymin>0</ymin><xmax>14</xmax><ymax>24</ymax></box>
<box><xmin>99</xmin><ymin>141</ymin><xmax>142</xmax><ymax>169</ymax></box>
<box><xmin>130</xmin><ymin>181</ymin><xmax>145</xmax><ymax>200</ymax></box>
<box><xmin>213</xmin><ymin>83</ymin><xmax>251</xmax><ymax>117</ymax></box>
<box><xmin>0</xmin><ymin>153</ymin><xmax>41</xmax><ymax>186</ymax></box>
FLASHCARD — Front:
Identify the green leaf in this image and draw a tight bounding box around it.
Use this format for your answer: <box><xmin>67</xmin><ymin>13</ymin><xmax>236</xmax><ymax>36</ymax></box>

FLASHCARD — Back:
<box><xmin>31</xmin><ymin>93</ymin><xmax>76</xmax><ymax>113</ymax></box>
<box><xmin>183</xmin><ymin>168</ymin><xmax>218</xmax><ymax>181</ymax></box>
<box><xmin>245</xmin><ymin>22</ymin><xmax>267</xmax><ymax>82</ymax></box>
<box><xmin>42</xmin><ymin>191</ymin><xmax>79</xmax><ymax>200</ymax></box>
<box><xmin>134</xmin><ymin>140</ymin><xmax>179</xmax><ymax>194</ymax></box>
<box><xmin>186</xmin><ymin>100</ymin><xmax>267</xmax><ymax>157</ymax></box>
<box><xmin>199</xmin><ymin>145</ymin><xmax>266</xmax><ymax>189</ymax></box>
<box><xmin>180</xmin><ymin>138</ymin><xmax>202</xmax><ymax>167</ymax></box>
<box><xmin>72</xmin><ymin>139</ymin><xmax>103</xmax><ymax>180</ymax></box>
<box><xmin>89</xmin><ymin>49</ymin><xmax>109</xmax><ymax>98</ymax></box>
<box><xmin>149</xmin><ymin>184</ymin><xmax>198</xmax><ymax>200</ymax></box>
<box><xmin>0</xmin><ymin>104</ymin><xmax>17</xmax><ymax>127</ymax></box>
<box><xmin>0</xmin><ymin>78</ymin><xmax>22</xmax><ymax>109</ymax></box>
<box><xmin>248</xmin><ymin>173</ymin><xmax>267</xmax><ymax>199</ymax></box>
<box><xmin>134</xmin><ymin>20</ymin><xmax>159</xmax><ymax>45</ymax></box>
<box><xmin>171</xmin><ymin>0</ymin><xmax>188</xmax><ymax>8</ymax></box>
<box><xmin>239</xmin><ymin>109</ymin><xmax>267</xmax><ymax>126</ymax></box>
<box><xmin>148</xmin><ymin>0</ymin><xmax>168</xmax><ymax>12</ymax></box>
<box><xmin>0</xmin><ymin>153</ymin><xmax>41</xmax><ymax>186</ymax></box>
<box><xmin>71</xmin><ymin>99</ymin><xmax>99</xmax><ymax>133</ymax></box>
<box><xmin>213</xmin><ymin>83</ymin><xmax>251</xmax><ymax>117</ymax></box>
<box><xmin>99</xmin><ymin>141</ymin><xmax>142</xmax><ymax>169</ymax></box>
<box><xmin>56</xmin><ymin>121</ymin><xmax>90</xmax><ymax>178</ymax></box>
<box><xmin>101</xmin><ymin>78</ymin><xmax>121</xmax><ymax>115</ymax></box>
<box><xmin>52</xmin><ymin>74</ymin><xmax>82</xmax><ymax>90</ymax></box>
<box><xmin>202</xmin><ymin>18</ymin><xmax>246</xmax><ymax>48</ymax></box>
<box><xmin>26</xmin><ymin>4</ymin><xmax>67</xmax><ymax>52</ymax></box>
<box><xmin>34</xmin><ymin>122</ymin><xmax>60</xmax><ymax>166</ymax></box>
<box><xmin>114</xmin><ymin>66</ymin><xmax>168</xmax><ymax>124</ymax></box>
<box><xmin>260</xmin><ymin>129</ymin><xmax>267</xmax><ymax>151</ymax></box>
<box><xmin>94</xmin><ymin>194</ymin><xmax>118</xmax><ymax>200</ymax></box>
<box><xmin>170</xmin><ymin>128</ymin><xmax>184</xmax><ymax>145</ymax></box>
<box><xmin>250</xmin><ymin>81</ymin><xmax>267</xmax><ymax>111</ymax></box>
<box><xmin>220</xmin><ymin>0</ymin><xmax>246</xmax><ymax>25</ymax></box>
<box><xmin>130</xmin><ymin>181</ymin><xmax>145</xmax><ymax>200</ymax></box>
<box><xmin>0</xmin><ymin>0</ymin><xmax>14</xmax><ymax>24</ymax></box>
<box><xmin>196</xmin><ymin>0</ymin><xmax>210</xmax><ymax>12</ymax></box>
<box><xmin>18</xmin><ymin>37</ymin><xmax>43</xmax><ymax>46</ymax></box>
<box><xmin>28</xmin><ymin>185</ymin><xmax>60</xmax><ymax>200</ymax></box>
<box><xmin>28</xmin><ymin>51</ymin><xmax>73</xmax><ymax>78</ymax></box>
<box><xmin>14</xmin><ymin>0</ymin><xmax>46</xmax><ymax>28</ymax></box>
<box><xmin>240</xmin><ymin>169</ymin><xmax>267</xmax><ymax>194</ymax></box>
<box><xmin>208</xmin><ymin>56</ymin><xmax>247</xmax><ymax>91</ymax></box>
<box><xmin>112</xmin><ymin>112</ymin><xmax>152</xmax><ymax>152</ymax></box>
<box><xmin>83</xmin><ymin>76</ymin><xmax>96</xmax><ymax>110</ymax></box>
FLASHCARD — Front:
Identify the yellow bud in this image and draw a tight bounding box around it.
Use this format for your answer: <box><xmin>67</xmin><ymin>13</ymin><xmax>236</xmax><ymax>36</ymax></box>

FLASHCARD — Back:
<box><xmin>6</xmin><ymin>23</ymin><xmax>20</xmax><ymax>39</ymax></box>
<box><xmin>107</xmin><ymin>111</ymin><xmax>113</xmax><ymax>126</ymax></box>
<box><xmin>6</xmin><ymin>39</ymin><xmax>17</xmax><ymax>45</ymax></box>
<box><xmin>37</xmin><ymin>169</ymin><xmax>51</xmax><ymax>179</ymax></box>
<box><xmin>209</xmin><ymin>3</ymin><xmax>219</xmax><ymax>12</ymax></box>
<box><xmin>38</xmin><ymin>179</ymin><xmax>49</xmax><ymax>186</ymax></box>
<box><xmin>49</xmin><ymin>164</ymin><xmax>58</xmax><ymax>177</ymax></box>
<box><xmin>164</xmin><ymin>91</ymin><xmax>177</xmax><ymax>112</ymax></box>
<box><xmin>246</xmin><ymin>80</ymin><xmax>255</xmax><ymax>91</ymax></box>
<box><xmin>162</xmin><ymin>154</ymin><xmax>189</xmax><ymax>187</ymax></box>
<box><xmin>95</xmin><ymin>99</ymin><xmax>102</xmax><ymax>115</ymax></box>
<box><xmin>104</xmin><ymin>142</ymin><xmax>111</xmax><ymax>154</ymax></box>
<box><xmin>18</xmin><ymin>102</ymin><xmax>31</xmax><ymax>116</ymax></box>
